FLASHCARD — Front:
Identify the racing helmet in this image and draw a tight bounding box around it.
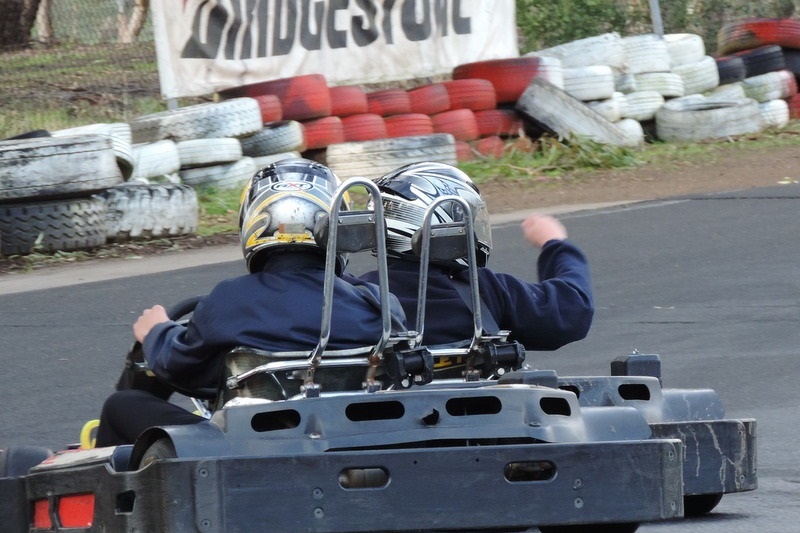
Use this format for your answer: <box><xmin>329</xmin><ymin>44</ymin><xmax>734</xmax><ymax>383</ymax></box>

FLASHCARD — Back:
<box><xmin>239</xmin><ymin>158</ymin><xmax>349</xmax><ymax>273</ymax></box>
<box><xmin>373</xmin><ymin>162</ymin><xmax>492</xmax><ymax>267</ymax></box>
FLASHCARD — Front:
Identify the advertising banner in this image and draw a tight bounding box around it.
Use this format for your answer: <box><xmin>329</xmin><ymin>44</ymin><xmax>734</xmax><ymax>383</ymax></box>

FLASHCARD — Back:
<box><xmin>151</xmin><ymin>0</ymin><xmax>518</xmax><ymax>98</ymax></box>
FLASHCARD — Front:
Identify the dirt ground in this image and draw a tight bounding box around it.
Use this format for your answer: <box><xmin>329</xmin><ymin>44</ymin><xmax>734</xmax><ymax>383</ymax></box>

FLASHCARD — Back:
<box><xmin>1</xmin><ymin>138</ymin><xmax>798</xmax><ymax>276</ymax></box>
<box><xmin>479</xmin><ymin>138</ymin><xmax>800</xmax><ymax>215</ymax></box>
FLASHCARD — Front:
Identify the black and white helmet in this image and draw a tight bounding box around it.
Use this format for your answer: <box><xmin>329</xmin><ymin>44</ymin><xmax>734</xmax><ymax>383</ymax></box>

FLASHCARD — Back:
<box><xmin>374</xmin><ymin>162</ymin><xmax>492</xmax><ymax>268</ymax></box>
<box><xmin>239</xmin><ymin>158</ymin><xmax>348</xmax><ymax>273</ymax></box>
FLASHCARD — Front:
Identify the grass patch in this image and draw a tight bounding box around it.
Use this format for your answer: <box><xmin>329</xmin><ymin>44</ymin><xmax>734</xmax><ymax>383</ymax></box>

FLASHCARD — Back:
<box><xmin>196</xmin><ymin>187</ymin><xmax>242</xmax><ymax>237</ymax></box>
<box><xmin>461</xmin><ymin>135</ymin><xmax>644</xmax><ymax>184</ymax></box>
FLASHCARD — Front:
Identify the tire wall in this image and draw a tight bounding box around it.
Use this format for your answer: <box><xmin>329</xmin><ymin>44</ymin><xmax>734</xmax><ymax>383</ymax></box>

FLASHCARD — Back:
<box><xmin>4</xmin><ymin>13</ymin><xmax>800</xmax><ymax>258</ymax></box>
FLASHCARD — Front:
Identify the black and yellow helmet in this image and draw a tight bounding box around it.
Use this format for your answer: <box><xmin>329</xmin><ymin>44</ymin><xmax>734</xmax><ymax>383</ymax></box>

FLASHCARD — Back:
<box><xmin>239</xmin><ymin>158</ymin><xmax>348</xmax><ymax>273</ymax></box>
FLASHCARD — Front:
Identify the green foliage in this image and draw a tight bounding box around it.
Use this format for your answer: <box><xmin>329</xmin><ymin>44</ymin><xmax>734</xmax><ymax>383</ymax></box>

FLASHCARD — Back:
<box><xmin>459</xmin><ymin>135</ymin><xmax>643</xmax><ymax>183</ymax></box>
<box><xmin>516</xmin><ymin>0</ymin><xmax>643</xmax><ymax>53</ymax></box>
<box><xmin>196</xmin><ymin>187</ymin><xmax>242</xmax><ymax>236</ymax></box>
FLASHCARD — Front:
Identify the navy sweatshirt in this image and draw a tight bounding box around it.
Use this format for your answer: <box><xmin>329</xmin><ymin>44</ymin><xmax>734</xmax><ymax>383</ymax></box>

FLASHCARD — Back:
<box><xmin>143</xmin><ymin>253</ymin><xmax>406</xmax><ymax>391</ymax></box>
<box><xmin>360</xmin><ymin>239</ymin><xmax>593</xmax><ymax>350</ymax></box>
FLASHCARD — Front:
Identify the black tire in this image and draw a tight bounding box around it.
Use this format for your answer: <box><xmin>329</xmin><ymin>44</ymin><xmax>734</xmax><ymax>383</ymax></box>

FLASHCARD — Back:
<box><xmin>716</xmin><ymin>56</ymin><xmax>747</xmax><ymax>85</ymax></box>
<box><xmin>539</xmin><ymin>522</ymin><xmax>639</xmax><ymax>533</ymax></box>
<box><xmin>0</xmin><ymin>196</ymin><xmax>107</xmax><ymax>256</ymax></box>
<box><xmin>683</xmin><ymin>493</ymin><xmax>723</xmax><ymax>517</ymax></box>
<box><xmin>735</xmin><ymin>45</ymin><xmax>787</xmax><ymax>78</ymax></box>
<box><xmin>138</xmin><ymin>438</ymin><xmax>177</xmax><ymax>469</ymax></box>
<box><xmin>0</xmin><ymin>446</ymin><xmax>54</xmax><ymax>478</ymax></box>
<box><xmin>2</xmin><ymin>129</ymin><xmax>51</xmax><ymax>141</ymax></box>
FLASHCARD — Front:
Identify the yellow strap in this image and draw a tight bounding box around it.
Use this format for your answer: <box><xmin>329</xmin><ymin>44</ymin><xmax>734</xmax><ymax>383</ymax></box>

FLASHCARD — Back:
<box><xmin>79</xmin><ymin>419</ymin><xmax>100</xmax><ymax>449</ymax></box>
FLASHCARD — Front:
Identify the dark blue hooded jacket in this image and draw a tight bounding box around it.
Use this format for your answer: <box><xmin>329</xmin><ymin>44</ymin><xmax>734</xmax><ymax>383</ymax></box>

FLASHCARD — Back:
<box><xmin>360</xmin><ymin>239</ymin><xmax>593</xmax><ymax>350</ymax></box>
<box><xmin>143</xmin><ymin>252</ymin><xmax>406</xmax><ymax>391</ymax></box>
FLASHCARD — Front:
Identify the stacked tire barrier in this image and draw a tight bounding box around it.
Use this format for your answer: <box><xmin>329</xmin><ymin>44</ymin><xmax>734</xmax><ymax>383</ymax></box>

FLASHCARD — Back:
<box><xmin>521</xmin><ymin>28</ymin><xmax>798</xmax><ymax>145</ymax></box>
<box><xmin>716</xmin><ymin>18</ymin><xmax>800</xmax><ymax>124</ymax></box>
<box><xmin>0</xmin><ymin>135</ymin><xmax>122</xmax><ymax>257</ymax></box>
<box><xmin>2</xmin><ymin>21</ymin><xmax>799</xmax><ymax>258</ymax></box>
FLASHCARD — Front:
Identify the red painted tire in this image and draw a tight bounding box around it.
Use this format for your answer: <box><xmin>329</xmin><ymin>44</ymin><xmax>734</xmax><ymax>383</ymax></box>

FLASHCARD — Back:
<box><xmin>431</xmin><ymin>109</ymin><xmax>480</xmax><ymax>142</ymax></box>
<box><xmin>407</xmin><ymin>83</ymin><xmax>451</xmax><ymax>115</ymax></box>
<box><xmin>341</xmin><ymin>114</ymin><xmax>388</xmax><ymax>142</ymax></box>
<box><xmin>453</xmin><ymin>56</ymin><xmax>542</xmax><ymax>104</ymax></box>
<box><xmin>302</xmin><ymin>116</ymin><xmax>345</xmax><ymax>150</ymax></box>
<box><xmin>472</xmin><ymin>136</ymin><xmax>506</xmax><ymax>159</ymax></box>
<box><xmin>474</xmin><ymin>109</ymin><xmax>524</xmax><ymax>138</ymax></box>
<box><xmin>717</xmin><ymin>18</ymin><xmax>800</xmax><ymax>56</ymax></box>
<box><xmin>787</xmin><ymin>93</ymin><xmax>800</xmax><ymax>119</ymax></box>
<box><xmin>218</xmin><ymin>74</ymin><xmax>331</xmax><ymax>121</ymax></box>
<box><xmin>384</xmin><ymin>113</ymin><xmax>434</xmax><ymax>138</ymax></box>
<box><xmin>329</xmin><ymin>85</ymin><xmax>368</xmax><ymax>117</ymax></box>
<box><xmin>366</xmin><ymin>89</ymin><xmax>412</xmax><ymax>117</ymax></box>
<box><xmin>253</xmin><ymin>94</ymin><xmax>283</xmax><ymax>123</ymax></box>
<box><xmin>455</xmin><ymin>140</ymin><xmax>474</xmax><ymax>161</ymax></box>
<box><xmin>442</xmin><ymin>79</ymin><xmax>497</xmax><ymax>111</ymax></box>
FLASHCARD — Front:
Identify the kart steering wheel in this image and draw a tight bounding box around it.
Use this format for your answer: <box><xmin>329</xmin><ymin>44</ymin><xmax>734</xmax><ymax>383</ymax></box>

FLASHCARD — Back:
<box><xmin>116</xmin><ymin>296</ymin><xmax>216</xmax><ymax>400</ymax></box>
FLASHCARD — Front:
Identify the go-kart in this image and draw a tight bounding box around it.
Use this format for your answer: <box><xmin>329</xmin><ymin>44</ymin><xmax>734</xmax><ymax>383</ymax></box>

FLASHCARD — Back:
<box><xmin>2</xmin><ymin>180</ymin><xmax>695</xmax><ymax>532</ymax></box>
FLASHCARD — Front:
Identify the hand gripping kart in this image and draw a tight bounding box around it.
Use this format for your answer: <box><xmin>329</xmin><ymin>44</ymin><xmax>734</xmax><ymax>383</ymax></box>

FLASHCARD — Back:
<box><xmin>1</xmin><ymin>180</ymin><xmax>686</xmax><ymax>533</ymax></box>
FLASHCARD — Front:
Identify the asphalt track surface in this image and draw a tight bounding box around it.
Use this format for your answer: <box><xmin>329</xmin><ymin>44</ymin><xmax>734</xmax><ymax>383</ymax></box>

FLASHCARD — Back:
<box><xmin>1</xmin><ymin>184</ymin><xmax>798</xmax><ymax>531</ymax></box>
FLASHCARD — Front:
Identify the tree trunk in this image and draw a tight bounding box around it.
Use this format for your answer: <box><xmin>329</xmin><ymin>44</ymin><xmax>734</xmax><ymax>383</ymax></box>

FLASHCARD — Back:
<box><xmin>35</xmin><ymin>0</ymin><xmax>53</xmax><ymax>44</ymax></box>
<box><xmin>0</xmin><ymin>0</ymin><xmax>42</xmax><ymax>48</ymax></box>
<box><xmin>118</xmin><ymin>0</ymin><xmax>150</xmax><ymax>44</ymax></box>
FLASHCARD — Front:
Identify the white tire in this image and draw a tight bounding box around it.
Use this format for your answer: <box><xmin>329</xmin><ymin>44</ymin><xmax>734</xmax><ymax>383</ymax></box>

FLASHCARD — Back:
<box><xmin>179</xmin><ymin>157</ymin><xmax>257</xmax><ymax>190</ymax></box>
<box><xmin>51</xmin><ymin>123</ymin><xmax>134</xmax><ymax>179</ymax></box>
<box><xmin>100</xmin><ymin>183</ymin><xmax>199</xmax><ymax>241</ymax></box>
<box><xmin>655</xmin><ymin>96</ymin><xmax>762</xmax><ymax>142</ymax></box>
<box><xmin>664</xmin><ymin>33</ymin><xmax>706</xmax><ymax>68</ymax></box>
<box><xmin>673</xmin><ymin>56</ymin><xmax>720</xmax><ymax>95</ymax></box>
<box><xmin>563</xmin><ymin>66</ymin><xmax>616</xmax><ymax>101</ymax></box>
<box><xmin>614</xmin><ymin>70</ymin><xmax>637</xmax><ymax>93</ymax></box>
<box><xmin>536</xmin><ymin>56</ymin><xmax>565</xmax><ymax>89</ymax></box>
<box><xmin>742</xmin><ymin>70</ymin><xmax>797</xmax><ymax>103</ymax></box>
<box><xmin>586</xmin><ymin>97</ymin><xmax>622</xmax><ymax>123</ymax></box>
<box><xmin>516</xmin><ymin>78</ymin><xmax>640</xmax><ymax>148</ymax></box>
<box><xmin>612</xmin><ymin>91</ymin><xmax>630</xmax><ymax>118</ymax></box>
<box><xmin>633</xmin><ymin>72</ymin><xmax>685</xmax><ymax>98</ymax></box>
<box><xmin>706</xmin><ymin>82</ymin><xmax>746</xmax><ymax>100</ymax></box>
<box><xmin>326</xmin><ymin>134</ymin><xmax>457</xmax><ymax>180</ymax></box>
<box><xmin>129</xmin><ymin>98</ymin><xmax>263</xmax><ymax>143</ymax></box>
<box><xmin>614</xmin><ymin>118</ymin><xmax>645</xmax><ymax>145</ymax></box>
<box><xmin>250</xmin><ymin>151</ymin><xmax>303</xmax><ymax>169</ymax></box>
<box><xmin>621</xmin><ymin>91</ymin><xmax>666</xmax><ymax>121</ymax></box>
<box><xmin>50</xmin><ymin>122</ymin><xmax>132</xmax><ymax>145</ymax></box>
<box><xmin>622</xmin><ymin>34</ymin><xmax>671</xmax><ymax>74</ymax></box>
<box><xmin>177</xmin><ymin>138</ymin><xmax>243</xmax><ymax>168</ymax></box>
<box><xmin>529</xmin><ymin>32</ymin><xmax>626</xmax><ymax>70</ymax></box>
<box><xmin>0</xmin><ymin>135</ymin><xmax>123</xmax><ymax>201</ymax></box>
<box><xmin>131</xmin><ymin>140</ymin><xmax>181</xmax><ymax>180</ymax></box>
<box><xmin>759</xmin><ymin>99</ymin><xmax>790</xmax><ymax>128</ymax></box>
<box><xmin>240</xmin><ymin>121</ymin><xmax>306</xmax><ymax>157</ymax></box>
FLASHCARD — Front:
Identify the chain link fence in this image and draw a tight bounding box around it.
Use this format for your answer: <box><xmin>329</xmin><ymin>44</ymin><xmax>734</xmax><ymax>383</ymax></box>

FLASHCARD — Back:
<box><xmin>1</xmin><ymin>0</ymin><xmax>163</xmax><ymax>138</ymax></box>
<box><xmin>2</xmin><ymin>1</ymin><xmax>798</xmax><ymax>139</ymax></box>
